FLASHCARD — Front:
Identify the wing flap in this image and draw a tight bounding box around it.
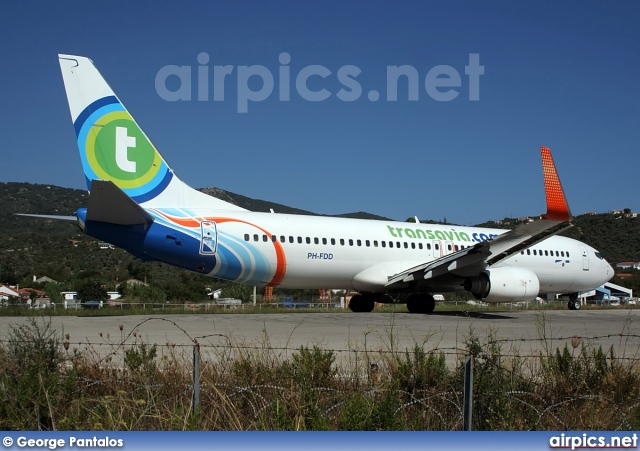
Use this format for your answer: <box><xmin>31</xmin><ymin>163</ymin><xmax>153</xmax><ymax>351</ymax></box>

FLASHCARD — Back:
<box><xmin>386</xmin><ymin>245</ymin><xmax>487</xmax><ymax>288</ymax></box>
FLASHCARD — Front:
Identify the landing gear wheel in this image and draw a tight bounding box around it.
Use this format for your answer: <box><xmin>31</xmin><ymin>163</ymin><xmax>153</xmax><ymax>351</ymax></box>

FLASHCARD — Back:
<box><xmin>349</xmin><ymin>294</ymin><xmax>375</xmax><ymax>312</ymax></box>
<box><xmin>406</xmin><ymin>293</ymin><xmax>436</xmax><ymax>314</ymax></box>
<box><xmin>567</xmin><ymin>300</ymin><xmax>581</xmax><ymax>310</ymax></box>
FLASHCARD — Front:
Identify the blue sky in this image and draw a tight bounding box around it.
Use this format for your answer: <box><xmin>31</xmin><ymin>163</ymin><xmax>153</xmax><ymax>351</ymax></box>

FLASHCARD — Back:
<box><xmin>1</xmin><ymin>1</ymin><xmax>639</xmax><ymax>225</ymax></box>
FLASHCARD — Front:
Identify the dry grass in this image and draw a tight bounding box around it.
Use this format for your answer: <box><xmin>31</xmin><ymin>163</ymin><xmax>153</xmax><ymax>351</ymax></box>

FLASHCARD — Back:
<box><xmin>0</xmin><ymin>317</ymin><xmax>638</xmax><ymax>431</ymax></box>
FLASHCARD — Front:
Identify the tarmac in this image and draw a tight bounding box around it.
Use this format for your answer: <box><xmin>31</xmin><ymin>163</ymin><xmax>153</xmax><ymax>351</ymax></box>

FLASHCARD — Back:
<box><xmin>0</xmin><ymin>309</ymin><xmax>638</xmax><ymax>366</ymax></box>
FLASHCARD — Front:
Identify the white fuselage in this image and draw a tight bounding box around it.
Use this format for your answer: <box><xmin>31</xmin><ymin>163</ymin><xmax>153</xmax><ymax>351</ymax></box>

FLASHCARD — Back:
<box><xmin>158</xmin><ymin>209</ymin><xmax>613</xmax><ymax>296</ymax></box>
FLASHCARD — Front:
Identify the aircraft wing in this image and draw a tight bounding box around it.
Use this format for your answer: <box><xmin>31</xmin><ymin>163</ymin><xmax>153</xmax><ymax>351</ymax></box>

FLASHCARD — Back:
<box><xmin>385</xmin><ymin>147</ymin><xmax>572</xmax><ymax>289</ymax></box>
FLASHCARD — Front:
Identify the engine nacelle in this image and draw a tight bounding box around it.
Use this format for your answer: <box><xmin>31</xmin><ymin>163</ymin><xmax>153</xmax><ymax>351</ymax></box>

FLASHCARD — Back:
<box><xmin>465</xmin><ymin>267</ymin><xmax>540</xmax><ymax>303</ymax></box>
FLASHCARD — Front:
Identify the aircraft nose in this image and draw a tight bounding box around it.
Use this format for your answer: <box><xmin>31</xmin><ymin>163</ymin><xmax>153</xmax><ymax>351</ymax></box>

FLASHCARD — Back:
<box><xmin>603</xmin><ymin>259</ymin><xmax>614</xmax><ymax>283</ymax></box>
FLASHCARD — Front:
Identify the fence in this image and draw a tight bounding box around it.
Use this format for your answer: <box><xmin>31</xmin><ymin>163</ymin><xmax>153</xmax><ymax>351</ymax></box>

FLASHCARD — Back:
<box><xmin>0</xmin><ymin>316</ymin><xmax>639</xmax><ymax>431</ymax></box>
<box><xmin>35</xmin><ymin>301</ymin><xmax>345</xmax><ymax>312</ymax></box>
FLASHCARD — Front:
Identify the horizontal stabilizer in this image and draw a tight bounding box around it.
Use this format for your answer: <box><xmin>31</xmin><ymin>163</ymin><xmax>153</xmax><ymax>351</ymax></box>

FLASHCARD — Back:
<box><xmin>87</xmin><ymin>180</ymin><xmax>154</xmax><ymax>226</ymax></box>
<box><xmin>16</xmin><ymin>214</ymin><xmax>76</xmax><ymax>221</ymax></box>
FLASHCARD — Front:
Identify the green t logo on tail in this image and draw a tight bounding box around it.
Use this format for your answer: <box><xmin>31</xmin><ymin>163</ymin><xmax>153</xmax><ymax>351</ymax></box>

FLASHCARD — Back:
<box><xmin>74</xmin><ymin>96</ymin><xmax>172</xmax><ymax>203</ymax></box>
<box><xmin>88</xmin><ymin>113</ymin><xmax>161</xmax><ymax>186</ymax></box>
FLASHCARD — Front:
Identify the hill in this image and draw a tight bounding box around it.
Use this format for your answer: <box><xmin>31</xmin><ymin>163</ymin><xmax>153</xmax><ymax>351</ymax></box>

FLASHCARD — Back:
<box><xmin>475</xmin><ymin>214</ymin><xmax>640</xmax><ymax>263</ymax></box>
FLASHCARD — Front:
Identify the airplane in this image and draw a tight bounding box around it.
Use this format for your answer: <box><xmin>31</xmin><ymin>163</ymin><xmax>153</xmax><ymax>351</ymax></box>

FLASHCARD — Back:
<box><xmin>51</xmin><ymin>54</ymin><xmax>613</xmax><ymax>313</ymax></box>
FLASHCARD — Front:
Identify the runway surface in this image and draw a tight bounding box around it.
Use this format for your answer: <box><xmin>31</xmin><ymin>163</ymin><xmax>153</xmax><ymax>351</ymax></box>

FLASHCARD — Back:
<box><xmin>0</xmin><ymin>309</ymin><xmax>638</xmax><ymax>365</ymax></box>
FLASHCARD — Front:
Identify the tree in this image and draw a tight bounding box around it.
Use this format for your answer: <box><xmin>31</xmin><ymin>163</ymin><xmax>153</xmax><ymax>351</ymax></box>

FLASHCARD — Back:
<box><xmin>44</xmin><ymin>282</ymin><xmax>63</xmax><ymax>304</ymax></box>
<box><xmin>76</xmin><ymin>280</ymin><xmax>108</xmax><ymax>303</ymax></box>
<box><xmin>222</xmin><ymin>283</ymin><xmax>253</xmax><ymax>302</ymax></box>
<box><xmin>0</xmin><ymin>264</ymin><xmax>19</xmax><ymax>285</ymax></box>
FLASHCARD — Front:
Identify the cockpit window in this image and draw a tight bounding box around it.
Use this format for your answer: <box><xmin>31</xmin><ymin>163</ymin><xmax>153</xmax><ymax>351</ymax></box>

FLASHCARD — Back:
<box><xmin>595</xmin><ymin>252</ymin><xmax>604</xmax><ymax>260</ymax></box>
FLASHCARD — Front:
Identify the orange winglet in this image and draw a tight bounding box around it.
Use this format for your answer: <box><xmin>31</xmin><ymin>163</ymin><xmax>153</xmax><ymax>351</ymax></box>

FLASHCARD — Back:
<box><xmin>541</xmin><ymin>146</ymin><xmax>571</xmax><ymax>221</ymax></box>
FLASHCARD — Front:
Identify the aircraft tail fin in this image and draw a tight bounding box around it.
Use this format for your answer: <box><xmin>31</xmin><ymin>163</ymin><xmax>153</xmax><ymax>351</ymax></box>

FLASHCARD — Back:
<box><xmin>58</xmin><ymin>54</ymin><xmax>245</xmax><ymax>211</ymax></box>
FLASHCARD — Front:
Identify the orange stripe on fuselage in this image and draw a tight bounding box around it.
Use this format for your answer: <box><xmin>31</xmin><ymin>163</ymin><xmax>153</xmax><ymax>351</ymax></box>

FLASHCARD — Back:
<box><xmin>211</xmin><ymin>217</ymin><xmax>287</xmax><ymax>287</ymax></box>
<box><xmin>152</xmin><ymin>210</ymin><xmax>201</xmax><ymax>228</ymax></box>
<box><xmin>152</xmin><ymin>210</ymin><xmax>287</xmax><ymax>286</ymax></box>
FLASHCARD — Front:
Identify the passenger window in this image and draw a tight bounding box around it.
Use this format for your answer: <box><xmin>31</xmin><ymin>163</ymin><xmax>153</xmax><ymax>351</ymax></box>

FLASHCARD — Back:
<box><xmin>289</xmin><ymin>236</ymin><xmax>294</xmax><ymax>243</ymax></box>
<box><xmin>533</xmin><ymin>250</ymin><xmax>537</xmax><ymax>255</ymax></box>
<box><xmin>322</xmin><ymin>238</ymin><xmax>327</xmax><ymax>245</ymax></box>
<box><xmin>280</xmin><ymin>235</ymin><xmax>286</xmax><ymax>243</ymax></box>
<box><xmin>244</xmin><ymin>234</ymin><xmax>249</xmax><ymax>241</ymax></box>
<box><xmin>254</xmin><ymin>234</ymin><xmax>259</xmax><ymax>242</ymax></box>
<box><xmin>567</xmin><ymin>251</ymin><xmax>570</xmax><ymax>258</ymax></box>
<box><xmin>357</xmin><ymin>239</ymin><xmax>362</xmax><ymax>246</ymax></box>
<box><xmin>426</xmin><ymin>243</ymin><xmax>431</xmax><ymax>250</ymax></box>
<box><xmin>306</xmin><ymin>237</ymin><xmax>311</xmax><ymax>244</ymax></box>
<box><xmin>340</xmin><ymin>239</ymin><xmax>345</xmax><ymax>245</ymax></box>
<box><xmin>297</xmin><ymin>236</ymin><xmax>302</xmax><ymax>244</ymax></box>
<box><xmin>314</xmin><ymin>237</ymin><xmax>319</xmax><ymax>244</ymax></box>
<box><xmin>527</xmin><ymin>249</ymin><xmax>531</xmax><ymax>255</ymax></box>
<box><xmin>389</xmin><ymin>241</ymin><xmax>394</xmax><ymax>248</ymax></box>
<box><xmin>411</xmin><ymin>243</ymin><xmax>416</xmax><ymax>249</ymax></box>
<box><xmin>447</xmin><ymin>244</ymin><xmax>452</xmax><ymax>251</ymax></box>
<box><xmin>419</xmin><ymin>243</ymin><xmax>423</xmax><ymax>250</ymax></box>
<box><xmin>544</xmin><ymin>250</ymin><xmax>548</xmax><ymax>256</ymax></box>
<box><xmin>366</xmin><ymin>240</ymin><xmax>370</xmax><ymax>247</ymax></box>
<box><xmin>349</xmin><ymin>239</ymin><xmax>354</xmax><ymax>246</ymax></box>
<box><xmin>272</xmin><ymin>235</ymin><xmax>277</xmax><ymax>242</ymax></box>
<box><xmin>404</xmin><ymin>242</ymin><xmax>408</xmax><ymax>249</ymax></box>
<box><xmin>263</xmin><ymin>235</ymin><xmax>268</xmax><ymax>242</ymax></box>
<box><xmin>561</xmin><ymin>251</ymin><xmax>565</xmax><ymax>257</ymax></box>
<box><xmin>396</xmin><ymin>241</ymin><xmax>401</xmax><ymax>248</ymax></box>
<box><xmin>435</xmin><ymin>244</ymin><xmax>439</xmax><ymax>250</ymax></box>
<box><xmin>331</xmin><ymin>238</ymin><xmax>336</xmax><ymax>245</ymax></box>
<box><xmin>382</xmin><ymin>241</ymin><xmax>386</xmax><ymax>248</ymax></box>
<box><xmin>374</xmin><ymin>240</ymin><xmax>378</xmax><ymax>247</ymax></box>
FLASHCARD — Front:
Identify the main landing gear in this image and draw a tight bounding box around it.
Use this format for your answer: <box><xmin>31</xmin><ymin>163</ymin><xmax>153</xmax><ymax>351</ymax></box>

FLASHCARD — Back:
<box><xmin>348</xmin><ymin>294</ymin><xmax>375</xmax><ymax>312</ymax></box>
<box><xmin>348</xmin><ymin>292</ymin><xmax>437</xmax><ymax>314</ymax></box>
<box><xmin>406</xmin><ymin>293</ymin><xmax>436</xmax><ymax>314</ymax></box>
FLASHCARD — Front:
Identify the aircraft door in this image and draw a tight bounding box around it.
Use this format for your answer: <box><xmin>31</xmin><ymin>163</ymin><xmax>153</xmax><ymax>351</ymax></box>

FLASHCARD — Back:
<box><xmin>444</xmin><ymin>241</ymin><xmax>454</xmax><ymax>255</ymax></box>
<box><xmin>432</xmin><ymin>241</ymin><xmax>442</xmax><ymax>258</ymax></box>
<box><xmin>578</xmin><ymin>244</ymin><xmax>589</xmax><ymax>271</ymax></box>
<box><xmin>200</xmin><ymin>221</ymin><xmax>218</xmax><ymax>255</ymax></box>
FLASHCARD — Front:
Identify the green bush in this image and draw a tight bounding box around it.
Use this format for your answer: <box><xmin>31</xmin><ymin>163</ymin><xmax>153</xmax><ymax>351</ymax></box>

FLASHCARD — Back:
<box><xmin>0</xmin><ymin>318</ymin><xmax>69</xmax><ymax>430</ymax></box>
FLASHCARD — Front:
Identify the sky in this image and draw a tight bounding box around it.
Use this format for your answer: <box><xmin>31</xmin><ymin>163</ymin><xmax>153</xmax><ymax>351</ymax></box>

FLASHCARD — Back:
<box><xmin>1</xmin><ymin>1</ymin><xmax>639</xmax><ymax>225</ymax></box>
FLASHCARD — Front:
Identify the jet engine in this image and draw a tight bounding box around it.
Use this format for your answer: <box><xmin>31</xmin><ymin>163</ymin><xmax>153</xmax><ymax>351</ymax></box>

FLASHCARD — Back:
<box><xmin>464</xmin><ymin>267</ymin><xmax>540</xmax><ymax>303</ymax></box>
